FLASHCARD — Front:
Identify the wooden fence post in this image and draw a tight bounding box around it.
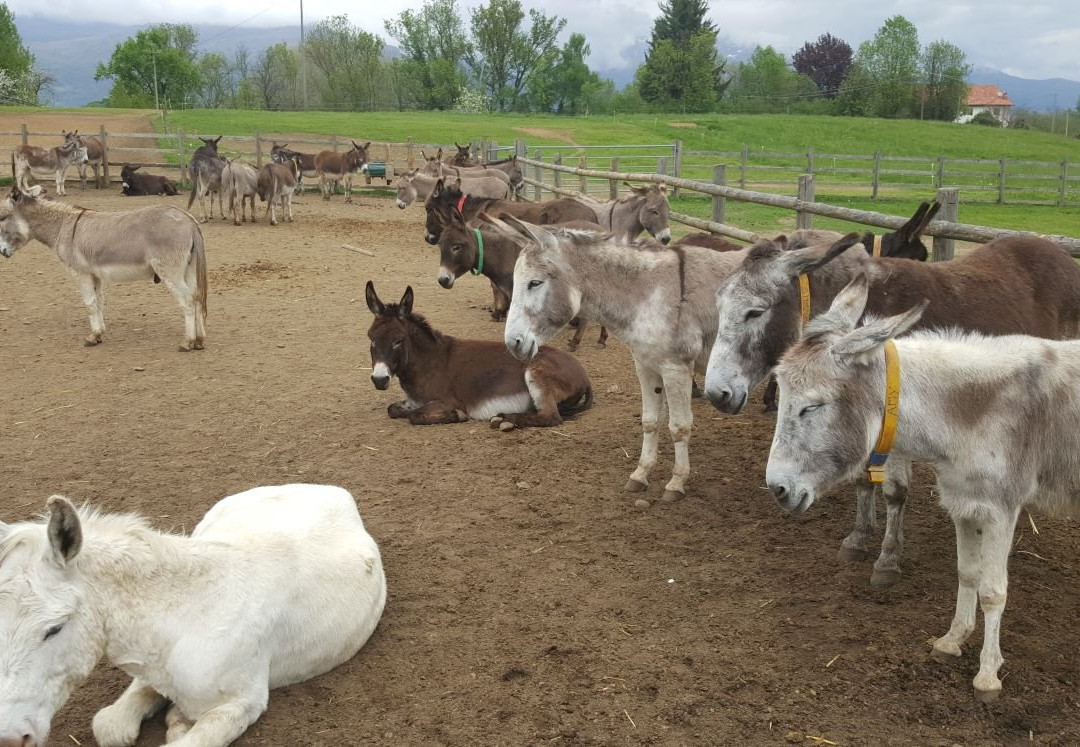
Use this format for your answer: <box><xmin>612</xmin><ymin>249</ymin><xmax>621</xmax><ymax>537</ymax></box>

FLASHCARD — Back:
<box><xmin>20</xmin><ymin>124</ymin><xmax>28</xmax><ymax>146</ymax></box>
<box><xmin>739</xmin><ymin>144</ymin><xmax>748</xmax><ymax>190</ymax></box>
<box><xmin>712</xmin><ymin>165</ymin><xmax>726</xmax><ymax>225</ymax></box>
<box><xmin>533</xmin><ymin>153</ymin><xmax>543</xmax><ymax>201</ymax></box>
<box><xmin>407</xmin><ymin>137</ymin><xmax>414</xmax><ymax>169</ymax></box>
<box><xmin>579</xmin><ymin>156</ymin><xmax>588</xmax><ymax>195</ymax></box>
<box><xmin>177</xmin><ymin>128</ymin><xmax>186</xmax><ymax>184</ymax></box>
<box><xmin>871</xmin><ymin>150</ymin><xmax>882</xmax><ymax>199</ymax></box>
<box><xmin>796</xmin><ymin>174</ymin><xmax>815</xmax><ymax>229</ymax></box>
<box><xmin>479</xmin><ymin>138</ymin><xmax>487</xmax><ymax>164</ymax></box>
<box><xmin>806</xmin><ymin>146</ymin><xmax>815</xmax><ymax>175</ymax></box>
<box><xmin>553</xmin><ymin>154</ymin><xmax>562</xmax><ymax>193</ymax></box>
<box><xmin>672</xmin><ymin>139</ymin><xmax>682</xmax><ymax>197</ymax></box>
<box><xmin>489</xmin><ymin>139</ymin><xmax>498</xmax><ymax>162</ymax></box>
<box><xmin>332</xmin><ymin>134</ymin><xmax>339</xmax><ymax>152</ymax></box>
<box><xmin>657</xmin><ymin>157</ymin><xmax>668</xmax><ymax>180</ymax></box>
<box><xmin>254</xmin><ymin>130</ymin><xmax>262</xmax><ymax>168</ymax></box>
<box><xmin>998</xmin><ymin>156</ymin><xmax>1007</xmax><ymax>204</ymax></box>
<box><xmin>932</xmin><ymin>187</ymin><xmax>959</xmax><ymax>262</ymax></box>
<box><xmin>935</xmin><ymin>153</ymin><xmax>946</xmax><ymax>188</ymax></box>
<box><xmin>1060</xmin><ymin>160</ymin><xmax>1069</xmax><ymax>207</ymax></box>
<box><xmin>99</xmin><ymin>124</ymin><xmax>110</xmax><ymax>187</ymax></box>
<box><xmin>609</xmin><ymin>156</ymin><xmax>619</xmax><ymax>200</ymax></box>
<box><xmin>515</xmin><ymin>139</ymin><xmax>525</xmax><ymax>158</ymax></box>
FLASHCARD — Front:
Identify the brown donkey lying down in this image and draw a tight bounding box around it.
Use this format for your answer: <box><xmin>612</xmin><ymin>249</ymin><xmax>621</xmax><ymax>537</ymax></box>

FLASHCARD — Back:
<box><xmin>366</xmin><ymin>282</ymin><xmax>592</xmax><ymax>427</ymax></box>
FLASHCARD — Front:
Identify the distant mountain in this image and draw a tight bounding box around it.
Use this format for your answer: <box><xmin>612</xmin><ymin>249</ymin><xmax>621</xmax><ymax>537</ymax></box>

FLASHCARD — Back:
<box><xmin>968</xmin><ymin>66</ymin><xmax>1080</xmax><ymax>112</ymax></box>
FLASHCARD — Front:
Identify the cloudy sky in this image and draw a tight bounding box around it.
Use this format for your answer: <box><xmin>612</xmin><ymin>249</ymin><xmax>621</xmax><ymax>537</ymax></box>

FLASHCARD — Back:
<box><xmin>9</xmin><ymin>0</ymin><xmax>1079</xmax><ymax>80</ymax></box>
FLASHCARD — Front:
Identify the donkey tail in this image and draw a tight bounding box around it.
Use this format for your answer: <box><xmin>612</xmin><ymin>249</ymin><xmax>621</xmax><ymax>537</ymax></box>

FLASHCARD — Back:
<box><xmin>191</xmin><ymin>225</ymin><xmax>208</xmax><ymax>318</ymax></box>
<box><xmin>558</xmin><ymin>384</ymin><xmax>593</xmax><ymax>417</ymax></box>
<box><xmin>186</xmin><ymin>171</ymin><xmax>200</xmax><ymax>210</ymax></box>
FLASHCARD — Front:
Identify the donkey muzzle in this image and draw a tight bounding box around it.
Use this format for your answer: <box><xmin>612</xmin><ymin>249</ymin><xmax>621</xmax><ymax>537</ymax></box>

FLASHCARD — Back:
<box><xmin>424</xmin><ymin>232</ymin><xmax>437</xmax><ymax>245</ymax></box>
<box><xmin>704</xmin><ymin>385</ymin><xmax>745</xmax><ymax>414</ymax></box>
<box><xmin>371</xmin><ymin>374</ymin><xmax>391</xmax><ymax>390</ymax></box>
<box><xmin>767</xmin><ymin>481</ymin><xmax>813</xmax><ymax>516</ymax></box>
<box><xmin>437</xmin><ymin>271</ymin><xmax>455</xmax><ymax>289</ymax></box>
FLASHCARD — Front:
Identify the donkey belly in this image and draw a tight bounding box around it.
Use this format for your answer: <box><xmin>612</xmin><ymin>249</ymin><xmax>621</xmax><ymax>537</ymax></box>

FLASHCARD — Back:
<box><xmin>467</xmin><ymin>391</ymin><xmax>534</xmax><ymax>421</ymax></box>
<box><xmin>95</xmin><ymin>263</ymin><xmax>158</xmax><ymax>284</ymax></box>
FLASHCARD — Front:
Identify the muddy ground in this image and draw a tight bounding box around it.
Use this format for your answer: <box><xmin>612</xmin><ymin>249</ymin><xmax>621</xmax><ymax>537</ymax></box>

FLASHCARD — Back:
<box><xmin>2</xmin><ymin>184</ymin><xmax>1079</xmax><ymax>746</ymax></box>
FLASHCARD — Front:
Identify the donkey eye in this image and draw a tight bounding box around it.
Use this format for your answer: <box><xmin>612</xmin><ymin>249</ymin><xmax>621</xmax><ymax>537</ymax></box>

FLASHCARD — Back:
<box><xmin>44</xmin><ymin>623</ymin><xmax>64</xmax><ymax>641</ymax></box>
<box><xmin>745</xmin><ymin>309</ymin><xmax>765</xmax><ymax>320</ymax></box>
<box><xmin>799</xmin><ymin>403</ymin><xmax>823</xmax><ymax>417</ymax></box>
<box><xmin>392</xmin><ymin>340</ymin><xmax>404</xmax><ymax>349</ymax></box>
<box><xmin>452</xmin><ymin>245</ymin><xmax>462</xmax><ymax>253</ymax></box>
<box><xmin>527</xmin><ymin>279</ymin><xmax>544</xmax><ymax>290</ymax></box>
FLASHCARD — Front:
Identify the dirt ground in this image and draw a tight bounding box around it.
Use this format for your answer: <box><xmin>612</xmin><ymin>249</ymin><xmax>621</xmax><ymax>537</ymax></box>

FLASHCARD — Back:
<box><xmin>2</xmin><ymin>184</ymin><xmax>1080</xmax><ymax>747</ymax></box>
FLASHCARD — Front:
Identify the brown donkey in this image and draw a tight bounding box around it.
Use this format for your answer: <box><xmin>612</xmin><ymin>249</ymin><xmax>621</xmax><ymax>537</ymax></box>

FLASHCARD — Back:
<box><xmin>366</xmin><ymin>282</ymin><xmax>592</xmax><ymax>428</ymax></box>
<box><xmin>315</xmin><ymin>141</ymin><xmax>370</xmax><ymax>202</ymax></box>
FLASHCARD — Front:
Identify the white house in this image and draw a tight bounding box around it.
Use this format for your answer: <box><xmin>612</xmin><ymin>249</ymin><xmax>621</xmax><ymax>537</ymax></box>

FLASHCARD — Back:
<box><xmin>955</xmin><ymin>84</ymin><xmax>1014</xmax><ymax>125</ymax></box>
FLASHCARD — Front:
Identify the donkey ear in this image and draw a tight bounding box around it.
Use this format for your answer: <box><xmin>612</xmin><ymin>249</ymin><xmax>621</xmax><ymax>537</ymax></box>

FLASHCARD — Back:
<box><xmin>914</xmin><ymin>200</ymin><xmax>941</xmax><ymax>236</ymax></box>
<box><xmin>365</xmin><ymin>280</ymin><xmax>385</xmax><ymax>316</ymax></box>
<box><xmin>623</xmin><ymin>181</ymin><xmax>647</xmax><ymax>195</ymax></box>
<box><xmin>436</xmin><ymin>148</ymin><xmax>443</xmax><ymax>160</ymax></box>
<box><xmin>656</xmin><ymin>182</ymin><xmax>667</xmax><ymax>195</ymax></box>
<box><xmin>781</xmin><ymin>232</ymin><xmax>863</xmax><ymax>276</ymax></box>
<box><xmin>432</xmin><ymin>179</ymin><xmax>445</xmax><ymax>198</ymax></box>
<box><xmin>46</xmin><ymin>495</ymin><xmax>82</xmax><ymax>566</ymax></box>
<box><xmin>497</xmin><ymin>214</ymin><xmax>559</xmax><ymax>251</ymax></box>
<box><xmin>399</xmin><ymin>286</ymin><xmax>414</xmax><ymax>317</ymax></box>
<box><xmin>831</xmin><ymin>300</ymin><xmax>928</xmax><ymax>362</ymax></box>
<box><xmin>820</xmin><ymin>272</ymin><xmax>871</xmax><ymax>333</ymax></box>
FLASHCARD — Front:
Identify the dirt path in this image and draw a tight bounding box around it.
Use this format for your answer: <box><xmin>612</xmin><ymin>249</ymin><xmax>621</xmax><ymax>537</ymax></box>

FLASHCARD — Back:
<box><xmin>1</xmin><ymin>186</ymin><xmax>1078</xmax><ymax>746</ymax></box>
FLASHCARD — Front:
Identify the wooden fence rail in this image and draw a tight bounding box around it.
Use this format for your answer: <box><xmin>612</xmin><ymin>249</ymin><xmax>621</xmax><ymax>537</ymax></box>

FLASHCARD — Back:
<box><xmin>515</xmin><ymin>155</ymin><xmax>1080</xmax><ymax>257</ymax></box>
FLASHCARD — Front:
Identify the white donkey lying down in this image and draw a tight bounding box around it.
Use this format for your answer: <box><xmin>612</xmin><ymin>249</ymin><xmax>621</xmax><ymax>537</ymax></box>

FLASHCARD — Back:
<box><xmin>0</xmin><ymin>484</ymin><xmax>386</xmax><ymax>747</ymax></box>
<box><xmin>765</xmin><ymin>273</ymin><xmax>1080</xmax><ymax>702</ymax></box>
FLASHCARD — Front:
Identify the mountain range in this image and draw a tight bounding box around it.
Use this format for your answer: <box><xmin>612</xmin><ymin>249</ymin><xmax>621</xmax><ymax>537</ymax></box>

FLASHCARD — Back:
<box><xmin>16</xmin><ymin>18</ymin><xmax>1080</xmax><ymax>113</ymax></box>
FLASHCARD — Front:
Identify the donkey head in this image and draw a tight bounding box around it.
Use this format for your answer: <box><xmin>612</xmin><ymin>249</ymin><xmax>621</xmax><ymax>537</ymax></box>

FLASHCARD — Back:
<box><xmin>485</xmin><ymin>215</ymin><xmax>578</xmax><ymax>361</ymax></box>
<box><xmin>393</xmin><ymin>169</ymin><xmax>421</xmax><ymax>209</ymax></box>
<box><xmin>624</xmin><ymin>182</ymin><xmax>671</xmax><ymax>244</ymax></box>
<box><xmin>0</xmin><ymin>496</ymin><xmax>99</xmax><ymax>747</ymax></box>
<box><xmin>423</xmin><ymin>178</ymin><xmax>459</xmax><ymax>245</ymax></box>
<box><xmin>62</xmin><ymin>131</ymin><xmax>89</xmax><ymax>165</ymax></box>
<box><xmin>349</xmin><ymin>141</ymin><xmax>371</xmax><ymax>172</ymax></box>
<box><xmin>874</xmin><ymin>201</ymin><xmax>939</xmax><ymax>261</ymax></box>
<box><xmin>436</xmin><ymin>208</ymin><xmax>481</xmax><ymax>288</ymax></box>
<box><xmin>269</xmin><ymin>143</ymin><xmax>291</xmax><ymax>164</ymax></box>
<box><xmin>365</xmin><ymin>281</ymin><xmax>417</xmax><ymax>390</ymax></box>
<box><xmin>766</xmin><ymin>275</ymin><xmax>926</xmax><ymax>515</ymax></box>
<box><xmin>0</xmin><ymin>186</ymin><xmax>43</xmax><ymax>258</ymax></box>
<box><xmin>704</xmin><ymin>233</ymin><xmax>862</xmax><ymax>414</ymax></box>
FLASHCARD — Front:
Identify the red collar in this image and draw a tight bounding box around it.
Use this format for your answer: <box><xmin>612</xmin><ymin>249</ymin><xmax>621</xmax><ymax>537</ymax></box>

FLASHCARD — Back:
<box><xmin>456</xmin><ymin>193</ymin><xmax>467</xmax><ymax>213</ymax></box>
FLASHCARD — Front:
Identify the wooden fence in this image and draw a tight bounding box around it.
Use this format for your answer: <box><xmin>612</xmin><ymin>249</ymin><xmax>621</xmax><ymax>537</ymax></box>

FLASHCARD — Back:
<box><xmin>513</xmin><ymin>154</ymin><xmax>1080</xmax><ymax>259</ymax></box>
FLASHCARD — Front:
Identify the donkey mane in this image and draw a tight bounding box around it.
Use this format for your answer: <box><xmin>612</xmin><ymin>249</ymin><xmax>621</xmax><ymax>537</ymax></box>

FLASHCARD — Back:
<box><xmin>0</xmin><ymin>506</ymin><xmax>154</xmax><ymax>563</ymax></box>
<box><xmin>376</xmin><ymin>305</ymin><xmax>442</xmax><ymax>343</ymax></box>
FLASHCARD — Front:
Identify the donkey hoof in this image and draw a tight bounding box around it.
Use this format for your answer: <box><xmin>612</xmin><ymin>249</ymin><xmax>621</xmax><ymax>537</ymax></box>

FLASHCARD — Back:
<box><xmin>596</xmin><ymin>342</ymin><xmax>606</xmax><ymax>349</ymax></box>
<box><xmin>566</xmin><ymin>343</ymin><xmax>578</xmax><ymax>352</ymax></box>
<box><xmin>624</xmin><ymin>478</ymin><xmax>648</xmax><ymax>493</ymax></box>
<box><xmin>659</xmin><ymin>489</ymin><xmax>685</xmax><ymax>503</ymax></box>
<box><xmin>869</xmin><ymin>568</ymin><xmax>901</xmax><ymax>588</ymax></box>
<box><xmin>836</xmin><ymin>546</ymin><xmax>869</xmax><ymax>562</ymax></box>
<box><xmin>974</xmin><ymin>684</ymin><xmax>1002</xmax><ymax>703</ymax></box>
<box><xmin>83</xmin><ymin>335</ymin><xmax>102</xmax><ymax>347</ymax></box>
<box><xmin>193</xmin><ymin>339</ymin><xmax>205</xmax><ymax>351</ymax></box>
<box><xmin>490</xmin><ymin>416</ymin><xmax>504</xmax><ymax>428</ymax></box>
<box><xmin>930</xmin><ymin>643</ymin><xmax>962</xmax><ymax>664</ymax></box>
<box><xmin>178</xmin><ymin>342</ymin><xmax>196</xmax><ymax>352</ymax></box>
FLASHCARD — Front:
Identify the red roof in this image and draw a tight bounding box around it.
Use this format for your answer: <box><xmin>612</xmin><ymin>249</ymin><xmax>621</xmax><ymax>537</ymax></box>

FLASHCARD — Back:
<box><xmin>967</xmin><ymin>84</ymin><xmax>1013</xmax><ymax>107</ymax></box>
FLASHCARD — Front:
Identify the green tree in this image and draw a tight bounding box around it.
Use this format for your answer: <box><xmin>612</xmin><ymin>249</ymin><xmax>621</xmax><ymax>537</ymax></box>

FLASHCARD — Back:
<box><xmin>919</xmin><ymin>40</ymin><xmax>970</xmax><ymax>120</ymax></box>
<box><xmin>727</xmin><ymin>46</ymin><xmax>818</xmax><ymax>113</ymax></box>
<box><xmin>385</xmin><ymin>0</ymin><xmax>469</xmax><ymax>109</ymax></box>
<box><xmin>527</xmin><ymin>33</ymin><xmax>604</xmax><ymax>114</ymax></box>
<box><xmin>95</xmin><ymin>24</ymin><xmax>201</xmax><ymax>108</ymax></box>
<box><xmin>834</xmin><ymin>62</ymin><xmax>873</xmax><ymax>116</ymax></box>
<box><xmin>196</xmin><ymin>52</ymin><xmax>233</xmax><ymax>109</ymax></box>
<box><xmin>855</xmin><ymin>15</ymin><xmax>920</xmax><ymax>118</ymax></box>
<box><xmin>0</xmin><ymin>3</ymin><xmax>50</xmax><ymax>104</ymax></box>
<box><xmin>250</xmin><ymin>43</ymin><xmax>298</xmax><ymax>110</ymax></box>
<box><xmin>636</xmin><ymin>0</ymin><xmax>727</xmax><ymax>110</ymax></box>
<box><xmin>304</xmin><ymin>15</ymin><xmax>384</xmax><ymax>109</ymax></box>
<box><xmin>467</xmin><ymin>0</ymin><xmax>566</xmax><ymax>112</ymax></box>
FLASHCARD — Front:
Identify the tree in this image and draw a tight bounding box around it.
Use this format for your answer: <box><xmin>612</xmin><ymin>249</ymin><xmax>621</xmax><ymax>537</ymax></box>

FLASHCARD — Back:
<box><xmin>467</xmin><ymin>0</ymin><xmax>566</xmax><ymax>112</ymax></box>
<box><xmin>0</xmin><ymin>3</ymin><xmax>50</xmax><ymax>104</ymax></box>
<box><xmin>95</xmin><ymin>24</ymin><xmax>201</xmax><ymax>108</ymax></box>
<box><xmin>250</xmin><ymin>44</ymin><xmax>298</xmax><ymax>110</ymax></box>
<box><xmin>527</xmin><ymin>33</ymin><xmax>604</xmax><ymax>114</ymax></box>
<box><xmin>196</xmin><ymin>53</ymin><xmax>233</xmax><ymax>109</ymax></box>
<box><xmin>792</xmin><ymin>33</ymin><xmax>852</xmax><ymax>99</ymax></box>
<box><xmin>727</xmin><ymin>46</ymin><xmax>818</xmax><ymax>113</ymax></box>
<box><xmin>304</xmin><ymin>15</ymin><xmax>384</xmax><ymax>109</ymax></box>
<box><xmin>919</xmin><ymin>40</ymin><xmax>970</xmax><ymax>120</ymax></box>
<box><xmin>834</xmin><ymin>62</ymin><xmax>873</xmax><ymax>116</ymax></box>
<box><xmin>855</xmin><ymin>15</ymin><xmax>920</xmax><ymax>118</ymax></box>
<box><xmin>636</xmin><ymin>0</ymin><xmax>727</xmax><ymax>109</ymax></box>
<box><xmin>385</xmin><ymin>0</ymin><xmax>469</xmax><ymax>109</ymax></box>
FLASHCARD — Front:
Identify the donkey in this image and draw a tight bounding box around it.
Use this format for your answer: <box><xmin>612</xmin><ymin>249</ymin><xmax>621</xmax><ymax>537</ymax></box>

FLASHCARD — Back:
<box><xmin>220</xmin><ymin>160</ymin><xmax>260</xmax><ymax>226</ymax></box>
<box><xmin>13</xmin><ymin>130</ymin><xmax>89</xmax><ymax>197</ymax></box>
<box><xmin>473</xmin><ymin>155</ymin><xmax>524</xmax><ymax>194</ymax></box>
<box><xmin>705</xmin><ymin>233</ymin><xmax>1080</xmax><ymax>586</ymax></box>
<box><xmin>423</xmin><ymin>179</ymin><xmax>596</xmax><ymax>245</ymax></box>
<box><xmin>366</xmin><ymin>282</ymin><xmax>592</xmax><ymax>428</ymax></box>
<box><xmin>270</xmin><ymin>142</ymin><xmax>318</xmax><ymax>193</ymax></box>
<box><xmin>0</xmin><ymin>484</ymin><xmax>385</xmax><ymax>747</ymax></box>
<box><xmin>787</xmin><ymin>200</ymin><xmax>941</xmax><ymax>261</ymax></box>
<box><xmin>119</xmin><ymin>165</ymin><xmax>178</xmax><ymax>196</ymax></box>
<box><xmin>395</xmin><ymin>169</ymin><xmax>510</xmax><ymax>209</ymax></box>
<box><xmin>257</xmin><ymin>159</ymin><xmax>299</xmax><ymax>226</ymax></box>
<box><xmin>76</xmin><ymin>134</ymin><xmax>106</xmax><ymax>189</ymax></box>
<box><xmin>767</xmin><ymin>273</ymin><xmax>1080</xmax><ymax>702</ymax></box>
<box><xmin>450</xmin><ymin>142</ymin><xmax>479</xmax><ymax>166</ymax></box>
<box><xmin>186</xmin><ymin>136</ymin><xmax>226</xmax><ymax>223</ymax></box>
<box><xmin>0</xmin><ymin>185</ymin><xmax>209</xmax><ymax>351</ymax></box>
<box><xmin>315</xmin><ymin>141</ymin><xmax>370</xmax><ymax>202</ymax></box>
<box><xmin>492</xmin><ymin>215</ymin><xmax>751</xmax><ymax>503</ymax></box>
<box><xmin>577</xmin><ymin>183</ymin><xmax>672</xmax><ymax>244</ymax></box>
<box><xmin>418</xmin><ymin>157</ymin><xmax>512</xmax><ymax>188</ymax></box>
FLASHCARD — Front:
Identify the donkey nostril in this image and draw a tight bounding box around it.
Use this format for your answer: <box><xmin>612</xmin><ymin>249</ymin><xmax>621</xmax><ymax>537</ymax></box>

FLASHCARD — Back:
<box><xmin>769</xmin><ymin>483</ymin><xmax>789</xmax><ymax>501</ymax></box>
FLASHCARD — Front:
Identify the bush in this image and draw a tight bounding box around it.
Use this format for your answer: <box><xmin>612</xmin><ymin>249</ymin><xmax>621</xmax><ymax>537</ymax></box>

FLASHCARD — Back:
<box><xmin>970</xmin><ymin>110</ymin><xmax>1001</xmax><ymax>127</ymax></box>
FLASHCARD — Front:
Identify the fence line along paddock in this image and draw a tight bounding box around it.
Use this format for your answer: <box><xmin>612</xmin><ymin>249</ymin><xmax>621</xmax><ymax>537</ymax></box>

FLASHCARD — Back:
<box><xmin>515</xmin><ymin>155</ymin><xmax>1080</xmax><ymax>258</ymax></box>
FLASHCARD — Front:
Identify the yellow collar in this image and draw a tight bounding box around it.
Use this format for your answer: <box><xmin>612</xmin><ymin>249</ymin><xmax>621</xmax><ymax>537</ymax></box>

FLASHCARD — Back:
<box><xmin>872</xmin><ymin>234</ymin><xmax>883</xmax><ymax>257</ymax></box>
<box><xmin>866</xmin><ymin>339</ymin><xmax>900</xmax><ymax>484</ymax></box>
<box><xmin>798</xmin><ymin>274</ymin><xmax>811</xmax><ymax>324</ymax></box>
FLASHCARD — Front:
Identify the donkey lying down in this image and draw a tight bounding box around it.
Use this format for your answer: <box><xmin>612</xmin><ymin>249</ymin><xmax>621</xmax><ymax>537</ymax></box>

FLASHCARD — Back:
<box><xmin>0</xmin><ymin>484</ymin><xmax>386</xmax><ymax>747</ymax></box>
<box><xmin>366</xmin><ymin>282</ymin><xmax>592</xmax><ymax>427</ymax></box>
<box><xmin>767</xmin><ymin>273</ymin><xmax>1080</xmax><ymax>702</ymax></box>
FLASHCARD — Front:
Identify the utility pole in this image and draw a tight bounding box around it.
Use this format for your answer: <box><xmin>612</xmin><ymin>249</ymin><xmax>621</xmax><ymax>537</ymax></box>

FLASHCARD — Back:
<box><xmin>153</xmin><ymin>52</ymin><xmax>160</xmax><ymax>113</ymax></box>
<box><xmin>300</xmin><ymin>0</ymin><xmax>307</xmax><ymax>110</ymax></box>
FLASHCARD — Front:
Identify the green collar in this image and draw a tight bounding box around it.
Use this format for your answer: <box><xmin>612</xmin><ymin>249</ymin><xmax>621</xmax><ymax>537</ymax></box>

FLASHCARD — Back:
<box><xmin>471</xmin><ymin>228</ymin><xmax>484</xmax><ymax>275</ymax></box>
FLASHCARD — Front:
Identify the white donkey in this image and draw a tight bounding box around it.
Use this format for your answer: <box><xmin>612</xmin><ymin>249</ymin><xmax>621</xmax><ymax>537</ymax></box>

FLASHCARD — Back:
<box><xmin>766</xmin><ymin>272</ymin><xmax>1080</xmax><ymax>702</ymax></box>
<box><xmin>0</xmin><ymin>484</ymin><xmax>386</xmax><ymax>747</ymax></box>
<box><xmin>494</xmin><ymin>214</ymin><xmax>749</xmax><ymax>504</ymax></box>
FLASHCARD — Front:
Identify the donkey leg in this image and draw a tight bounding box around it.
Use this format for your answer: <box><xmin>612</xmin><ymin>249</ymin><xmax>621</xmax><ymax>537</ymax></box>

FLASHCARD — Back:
<box><xmin>659</xmin><ymin>363</ymin><xmax>694</xmax><ymax>501</ymax></box>
<box><xmin>285</xmin><ymin>195</ymin><xmax>294</xmax><ymax>222</ymax></box>
<box><xmin>971</xmin><ymin>507</ymin><xmax>1019</xmax><ymax>702</ymax></box>
<box><xmin>164</xmin><ymin>703</ymin><xmax>193</xmax><ymax>743</ymax></box>
<box><xmin>567</xmin><ymin>318</ymin><xmax>586</xmax><ymax>351</ymax></box>
<box><xmin>157</xmin><ymin>266</ymin><xmax>198</xmax><ymax>351</ymax></box>
<box><xmin>838</xmin><ymin>478</ymin><xmax>877</xmax><ymax>562</ymax></box>
<box><xmin>92</xmin><ymin>677</ymin><xmax>166</xmax><ymax>747</ymax></box>
<box><xmin>627</xmin><ymin>358</ymin><xmax>664</xmax><ymax>493</ymax></box>
<box><xmin>407</xmin><ymin>400</ymin><xmax>469</xmax><ymax>425</ymax></box>
<box><xmin>269</xmin><ymin>197</ymin><xmax>278</xmax><ymax>226</ymax></box>
<box><xmin>77</xmin><ymin>274</ymin><xmax>105</xmax><ymax>346</ymax></box>
<box><xmin>870</xmin><ymin>459</ymin><xmax>911</xmax><ymax>587</ymax></box>
<box><xmin>165</xmin><ymin>693</ymin><xmax>268</xmax><ymax>747</ymax></box>
<box><xmin>596</xmin><ymin>325</ymin><xmax>608</xmax><ymax>349</ymax></box>
<box><xmin>497</xmin><ymin>368</ymin><xmax>565</xmax><ymax>428</ymax></box>
<box><xmin>932</xmin><ymin>515</ymin><xmax>982</xmax><ymax>662</ymax></box>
